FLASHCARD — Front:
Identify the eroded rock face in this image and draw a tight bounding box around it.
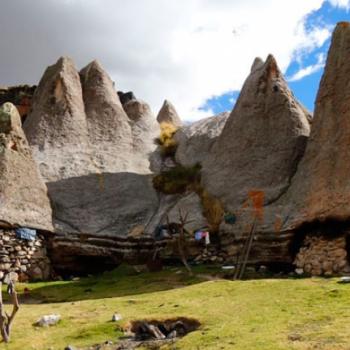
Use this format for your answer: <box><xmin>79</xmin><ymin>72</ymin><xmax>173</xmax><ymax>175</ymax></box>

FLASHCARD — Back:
<box><xmin>156</xmin><ymin>100</ymin><xmax>182</xmax><ymax>127</ymax></box>
<box><xmin>24</xmin><ymin>57</ymin><xmax>159</xmax><ymax>236</ymax></box>
<box><xmin>124</xmin><ymin>98</ymin><xmax>160</xmax><ymax>171</ymax></box>
<box><xmin>24</xmin><ymin>57</ymin><xmax>92</xmax><ymax>181</ymax></box>
<box><xmin>80</xmin><ymin>60</ymin><xmax>133</xmax><ymax>173</ymax></box>
<box><xmin>202</xmin><ymin>55</ymin><xmax>311</xmax><ymax>213</ymax></box>
<box><xmin>175</xmin><ymin>112</ymin><xmax>229</xmax><ymax>167</ymax></box>
<box><xmin>283</xmin><ymin>22</ymin><xmax>350</xmax><ymax>227</ymax></box>
<box><xmin>0</xmin><ymin>103</ymin><xmax>53</xmax><ymax>230</ymax></box>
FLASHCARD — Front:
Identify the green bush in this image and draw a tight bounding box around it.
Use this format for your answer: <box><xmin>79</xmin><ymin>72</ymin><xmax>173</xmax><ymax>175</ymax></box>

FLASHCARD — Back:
<box><xmin>153</xmin><ymin>164</ymin><xmax>202</xmax><ymax>194</ymax></box>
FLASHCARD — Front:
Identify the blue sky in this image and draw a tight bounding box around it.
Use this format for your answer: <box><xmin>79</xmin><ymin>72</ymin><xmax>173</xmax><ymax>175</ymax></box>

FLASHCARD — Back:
<box><xmin>201</xmin><ymin>2</ymin><xmax>349</xmax><ymax>115</ymax></box>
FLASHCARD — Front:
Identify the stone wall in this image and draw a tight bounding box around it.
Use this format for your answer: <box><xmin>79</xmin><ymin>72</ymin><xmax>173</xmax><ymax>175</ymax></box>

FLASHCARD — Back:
<box><xmin>294</xmin><ymin>234</ymin><xmax>350</xmax><ymax>276</ymax></box>
<box><xmin>0</xmin><ymin>229</ymin><xmax>51</xmax><ymax>282</ymax></box>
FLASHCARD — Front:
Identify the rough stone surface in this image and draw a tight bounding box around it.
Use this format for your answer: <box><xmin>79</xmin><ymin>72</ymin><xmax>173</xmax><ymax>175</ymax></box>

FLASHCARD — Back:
<box><xmin>156</xmin><ymin>100</ymin><xmax>182</xmax><ymax>127</ymax></box>
<box><xmin>123</xmin><ymin>98</ymin><xmax>160</xmax><ymax>164</ymax></box>
<box><xmin>80</xmin><ymin>60</ymin><xmax>134</xmax><ymax>173</ymax></box>
<box><xmin>0</xmin><ymin>229</ymin><xmax>51</xmax><ymax>281</ymax></box>
<box><xmin>0</xmin><ymin>103</ymin><xmax>53</xmax><ymax>230</ymax></box>
<box><xmin>202</xmin><ymin>55</ymin><xmax>311</xmax><ymax>213</ymax></box>
<box><xmin>294</xmin><ymin>235</ymin><xmax>350</xmax><ymax>276</ymax></box>
<box><xmin>24</xmin><ymin>57</ymin><xmax>159</xmax><ymax>236</ymax></box>
<box><xmin>24</xmin><ymin>57</ymin><xmax>92</xmax><ymax>181</ymax></box>
<box><xmin>175</xmin><ymin>112</ymin><xmax>229</xmax><ymax>167</ymax></box>
<box><xmin>282</xmin><ymin>22</ymin><xmax>350</xmax><ymax>227</ymax></box>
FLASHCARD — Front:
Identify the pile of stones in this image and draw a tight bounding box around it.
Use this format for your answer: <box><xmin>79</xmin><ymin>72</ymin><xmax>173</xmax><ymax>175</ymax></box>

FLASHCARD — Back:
<box><xmin>193</xmin><ymin>247</ymin><xmax>228</xmax><ymax>264</ymax></box>
<box><xmin>294</xmin><ymin>235</ymin><xmax>350</xmax><ymax>276</ymax></box>
<box><xmin>0</xmin><ymin>229</ymin><xmax>51</xmax><ymax>282</ymax></box>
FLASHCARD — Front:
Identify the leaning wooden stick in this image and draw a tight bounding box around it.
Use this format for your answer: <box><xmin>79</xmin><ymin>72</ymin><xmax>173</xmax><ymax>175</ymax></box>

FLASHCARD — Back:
<box><xmin>0</xmin><ymin>279</ymin><xmax>19</xmax><ymax>343</ymax></box>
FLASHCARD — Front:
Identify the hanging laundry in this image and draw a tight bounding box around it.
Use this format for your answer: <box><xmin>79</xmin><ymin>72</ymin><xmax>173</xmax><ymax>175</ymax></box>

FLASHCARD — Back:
<box><xmin>15</xmin><ymin>227</ymin><xmax>36</xmax><ymax>241</ymax></box>
<box><xmin>204</xmin><ymin>232</ymin><xmax>210</xmax><ymax>245</ymax></box>
<box><xmin>195</xmin><ymin>231</ymin><xmax>203</xmax><ymax>241</ymax></box>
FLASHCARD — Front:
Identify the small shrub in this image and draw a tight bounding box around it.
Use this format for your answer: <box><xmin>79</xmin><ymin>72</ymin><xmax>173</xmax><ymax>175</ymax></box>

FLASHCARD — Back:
<box><xmin>198</xmin><ymin>188</ymin><xmax>224</xmax><ymax>232</ymax></box>
<box><xmin>153</xmin><ymin>164</ymin><xmax>201</xmax><ymax>194</ymax></box>
<box><xmin>154</xmin><ymin>122</ymin><xmax>179</xmax><ymax>157</ymax></box>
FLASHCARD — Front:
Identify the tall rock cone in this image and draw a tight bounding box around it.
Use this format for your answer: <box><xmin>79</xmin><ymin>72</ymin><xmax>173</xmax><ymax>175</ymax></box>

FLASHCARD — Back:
<box><xmin>202</xmin><ymin>55</ymin><xmax>311</xmax><ymax>213</ymax></box>
<box><xmin>156</xmin><ymin>100</ymin><xmax>182</xmax><ymax>128</ymax></box>
<box><xmin>23</xmin><ymin>56</ymin><xmax>92</xmax><ymax>181</ymax></box>
<box><xmin>124</xmin><ymin>98</ymin><xmax>160</xmax><ymax>171</ymax></box>
<box><xmin>80</xmin><ymin>61</ymin><xmax>133</xmax><ymax>172</ymax></box>
<box><xmin>0</xmin><ymin>103</ymin><xmax>53</xmax><ymax>230</ymax></box>
<box><xmin>283</xmin><ymin>22</ymin><xmax>350</xmax><ymax>226</ymax></box>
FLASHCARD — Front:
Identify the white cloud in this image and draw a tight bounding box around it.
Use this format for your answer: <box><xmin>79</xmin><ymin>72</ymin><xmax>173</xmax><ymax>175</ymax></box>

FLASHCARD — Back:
<box><xmin>288</xmin><ymin>53</ymin><xmax>326</xmax><ymax>81</ymax></box>
<box><xmin>0</xmin><ymin>0</ymin><xmax>340</xmax><ymax>121</ymax></box>
<box><xmin>328</xmin><ymin>0</ymin><xmax>350</xmax><ymax>9</ymax></box>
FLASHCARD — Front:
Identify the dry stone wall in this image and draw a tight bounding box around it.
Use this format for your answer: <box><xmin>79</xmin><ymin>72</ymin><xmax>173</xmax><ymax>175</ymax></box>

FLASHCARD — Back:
<box><xmin>0</xmin><ymin>229</ymin><xmax>51</xmax><ymax>282</ymax></box>
<box><xmin>294</xmin><ymin>235</ymin><xmax>350</xmax><ymax>276</ymax></box>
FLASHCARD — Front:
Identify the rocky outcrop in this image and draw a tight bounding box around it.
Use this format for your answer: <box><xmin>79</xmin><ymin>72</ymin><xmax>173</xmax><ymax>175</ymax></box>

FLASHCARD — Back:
<box><xmin>202</xmin><ymin>55</ymin><xmax>311</xmax><ymax>212</ymax></box>
<box><xmin>156</xmin><ymin>100</ymin><xmax>182</xmax><ymax>127</ymax></box>
<box><xmin>24</xmin><ymin>57</ymin><xmax>92</xmax><ymax>181</ymax></box>
<box><xmin>80</xmin><ymin>60</ymin><xmax>134</xmax><ymax>173</ymax></box>
<box><xmin>124</xmin><ymin>98</ymin><xmax>160</xmax><ymax>170</ymax></box>
<box><xmin>24</xmin><ymin>57</ymin><xmax>159</xmax><ymax>236</ymax></box>
<box><xmin>282</xmin><ymin>22</ymin><xmax>350</xmax><ymax>227</ymax></box>
<box><xmin>0</xmin><ymin>103</ymin><xmax>53</xmax><ymax>230</ymax></box>
<box><xmin>47</xmin><ymin>232</ymin><xmax>166</xmax><ymax>275</ymax></box>
<box><xmin>175</xmin><ymin>112</ymin><xmax>229</xmax><ymax>167</ymax></box>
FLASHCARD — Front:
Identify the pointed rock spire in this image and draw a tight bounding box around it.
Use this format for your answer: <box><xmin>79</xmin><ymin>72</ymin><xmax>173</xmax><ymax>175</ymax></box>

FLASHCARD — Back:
<box><xmin>0</xmin><ymin>103</ymin><xmax>53</xmax><ymax>230</ymax></box>
<box><xmin>23</xmin><ymin>56</ymin><xmax>91</xmax><ymax>181</ymax></box>
<box><xmin>201</xmin><ymin>54</ymin><xmax>311</xmax><ymax>211</ymax></box>
<box><xmin>283</xmin><ymin>21</ymin><xmax>350</xmax><ymax>226</ymax></box>
<box><xmin>79</xmin><ymin>60</ymin><xmax>133</xmax><ymax>172</ymax></box>
<box><xmin>156</xmin><ymin>100</ymin><xmax>182</xmax><ymax>127</ymax></box>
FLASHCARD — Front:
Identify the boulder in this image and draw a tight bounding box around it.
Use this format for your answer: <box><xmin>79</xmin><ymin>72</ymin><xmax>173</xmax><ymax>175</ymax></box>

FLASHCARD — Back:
<box><xmin>0</xmin><ymin>103</ymin><xmax>53</xmax><ymax>231</ymax></box>
<box><xmin>175</xmin><ymin>112</ymin><xmax>229</xmax><ymax>167</ymax></box>
<box><xmin>156</xmin><ymin>100</ymin><xmax>182</xmax><ymax>127</ymax></box>
<box><xmin>201</xmin><ymin>55</ymin><xmax>311</xmax><ymax>213</ymax></box>
<box><xmin>282</xmin><ymin>22</ymin><xmax>350</xmax><ymax>227</ymax></box>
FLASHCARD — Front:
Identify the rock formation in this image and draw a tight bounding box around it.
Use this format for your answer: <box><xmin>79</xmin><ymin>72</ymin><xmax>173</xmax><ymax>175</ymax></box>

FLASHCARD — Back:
<box><xmin>0</xmin><ymin>103</ymin><xmax>53</xmax><ymax>230</ymax></box>
<box><xmin>201</xmin><ymin>55</ymin><xmax>311</xmax><ymax>213</ymax></box>
<box><xmin>282</xmin><ymin>22</ymin><xmax>350</xmax><ymax>227</ymax></box>
<box><xmin>24</xmin><ymin>57</ymin><xmax>159</xmax><ymax>236</ymax></box>
<box><xmin>80</xmin><ymin>60</ymin><xmax>133</xmax><ymax>173</ymax></box>
<box><xmin>24</xmin><ymin>57</ymin><xmax>92</xmax><ymax>181</ymax></box>
<box><xmin>156</xmin><ymin>100</ymin><xmax>182</xmax><ymax>127</ymax></box>
<box><xmin>175</xmin><ymin>112</ymin><xmax>229</xmax><ymax>167</ymax></box>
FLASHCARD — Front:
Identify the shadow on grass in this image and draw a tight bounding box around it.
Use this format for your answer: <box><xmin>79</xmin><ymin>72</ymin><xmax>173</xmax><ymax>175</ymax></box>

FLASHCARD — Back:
<box><xmin>15</xmin><ymin>265</ymin><xmax>216</xmax><ymax>304</ymax></box>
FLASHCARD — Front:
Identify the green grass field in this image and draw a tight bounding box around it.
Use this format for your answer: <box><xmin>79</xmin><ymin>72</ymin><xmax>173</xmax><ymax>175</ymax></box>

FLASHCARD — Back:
<box><xmin>1</xmin><ymin>265</ymin><xmax>350</xmax><ymax>350</ymax></box>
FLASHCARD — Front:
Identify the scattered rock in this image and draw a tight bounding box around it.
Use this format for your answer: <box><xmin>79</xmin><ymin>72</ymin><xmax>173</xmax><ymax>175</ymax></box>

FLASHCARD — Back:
<box><xmin>35</xmin><ymin>314</ymin><xmax>61</xmax><ymax>327</ymax></box>
<box><xmin>112</xmin><ymin>313</ymin><xmax>122</xmax><ymax>322</ymax></box>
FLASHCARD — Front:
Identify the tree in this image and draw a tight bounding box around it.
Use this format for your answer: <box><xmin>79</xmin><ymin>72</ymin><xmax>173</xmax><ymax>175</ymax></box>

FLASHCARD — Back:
<box><xmin>0</xmin><ymin>274</ymin><xmax>19</xmax><ymax>343</ymax></box>
<box><xmin>167</xmin><ymin>208</ymin><xmax>193</xmax><ymax>276</ymax></box>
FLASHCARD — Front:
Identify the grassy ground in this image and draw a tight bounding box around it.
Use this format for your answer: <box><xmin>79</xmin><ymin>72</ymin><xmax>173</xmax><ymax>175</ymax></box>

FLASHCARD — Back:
<box><xmin>1</xmin><ymin>265</ymin><xmax>350</xmax><ymax>350</ymax></box>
